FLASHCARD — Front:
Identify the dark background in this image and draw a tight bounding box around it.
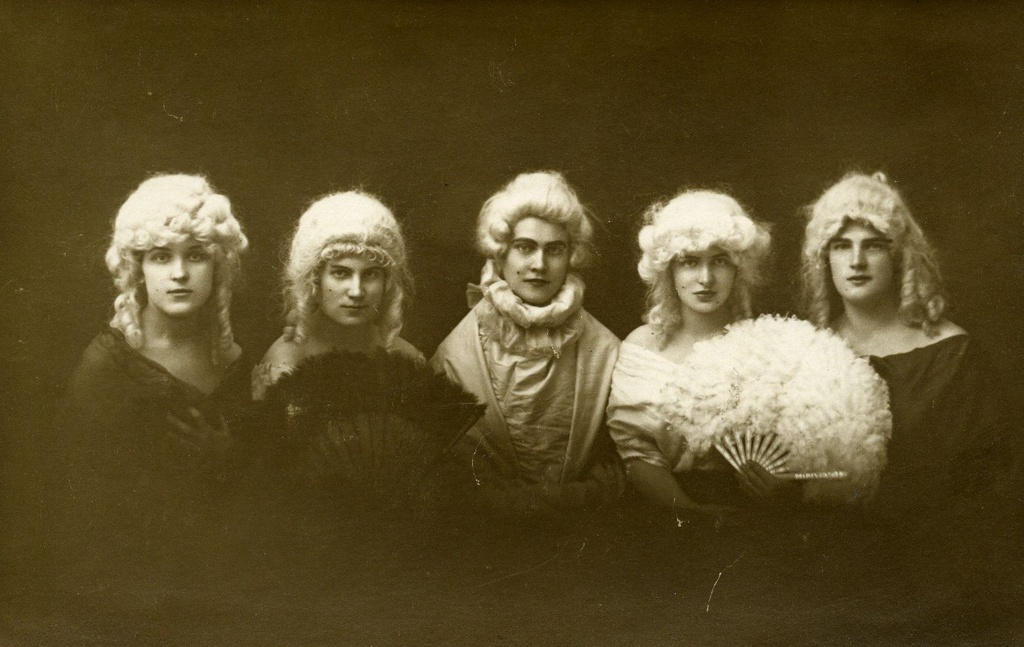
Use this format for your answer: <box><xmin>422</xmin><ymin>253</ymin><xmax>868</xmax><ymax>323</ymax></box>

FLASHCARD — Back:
<box><xmin>3</xmin><ymin>1</ymin><xmax>1023</xmax><ymax>402</ymax></box>
<box><xmin>2</xmin><ymin>1</ymin><xmax>1022</xmax><ymax>642</ymax></box>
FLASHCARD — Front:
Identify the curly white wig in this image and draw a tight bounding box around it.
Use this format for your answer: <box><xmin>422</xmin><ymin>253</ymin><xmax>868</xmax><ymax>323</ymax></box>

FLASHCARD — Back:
<box><xmin>104</xmin><ymin>173</ymin><xmax>248</xmax><ymax>365</ymax></box>
<box><xmin>476</xmin><ymin>171</ymin><xmax>594</xmax><ymax>269</ymax></box>
<box><xmin>638</xmin><ymin>190</ymin><xmax>771</xmax><ymax>340</ymax></box>
<box><xmin>282</xmin><ymin>190</ymin><xmax>412</xmax><ymax>347</ymax></box>
<box><xmin>801</xmin><ymin>172</ymin><xmax>946</xmax><ymax>334</ymax></box>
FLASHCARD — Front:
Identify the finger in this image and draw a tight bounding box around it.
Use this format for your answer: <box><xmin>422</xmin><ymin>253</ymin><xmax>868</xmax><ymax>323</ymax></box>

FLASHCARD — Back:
<box><xmin>751</xmin><ymin>462</ymin><xmax>781</xmax><ymax>488</ymax></box>
<box><xmin>165</xmin><ymin>413</ymin><xmax>204</xmax><ymax>449</ymax></box>
<box><xmin>748</xmin><ymin>461</ymin><xmax>779</xmax><ymax>490</ymax></box>
<box><xmin>735</xmin><ymin>469</ymin><xmax>761</xmax><ymax>498</ymax></box>
<box><xmin>747</xmin><ymin>461</ymin><xmax>771</xmax><ymax>479</ymax></box>
<box><xmin>740</xmin><ymin>464</ymin><xmax>772</xmax><ymax>498</ymax></box>
<box><xmin>189</xmin><ymin>407</ymin><xmax>222</xmax><ymax>433</ymax></box>
<box><xmin>734</xmin><ymin>467</ymin><xmax>752</xmax><ymax>492</ymax></box>
<box><xmin>166</xmin><ymin>412</ymin><xmax>200</xmax><ymax>436</ymax></box>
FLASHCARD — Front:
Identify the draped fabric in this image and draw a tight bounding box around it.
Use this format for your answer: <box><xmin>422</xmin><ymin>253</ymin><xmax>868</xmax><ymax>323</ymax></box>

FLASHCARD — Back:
<box><xmin>58</xmin><ymin>329</ymin><xmax>251</xmax><ymax>575</ymax></box>
<box><xmin>864</xmin><ymin>334</ymin><xmax>1020</xmax><ymax>617</ymax></box>
<box><xmin>868</xmin><ymin>335</ymin><xmax>1015</xmax><ymax>518</ymax></box>
<box><xmin>607</xmin><ymin>341</ymin><xmax>725</xmax><ymax>472</ymax></box>
<box><xmin>483</xmin><ymin>337</ymin><xmax>578</xmax><ymax>480</ymax></box>
<box><xmin>430</xmin><ymin>302</ymin><xmax>621</xmax><ymax>489</ymax></box>
<box><xmin>606</xmin><ymin>341</ymin><xmax>740</xmax><ymax>505</ymax></box>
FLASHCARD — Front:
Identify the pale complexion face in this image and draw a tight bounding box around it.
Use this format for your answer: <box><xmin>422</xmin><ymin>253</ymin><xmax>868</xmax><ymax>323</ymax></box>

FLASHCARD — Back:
<box><xmin>672</xmin><ymin>246</ymin><xmax>737</xmax><ymax>317</ymax></box>
<box><xmin>141</xmin><ymin>238</ymin><xmax>215</xmax><ymax>319</ymax></box>
<box><xmin>827</xmin><ymin>221</ymin><xmax>897</xmax><ymax>309</ymax></box>
<box><xmin>318</xmin><ymin>253</ymin><xmax>387</xmax><ymax>328</ymax></box>
<box><xmin>499</xmin><ymin>216</ymin><xmax>571</xmax><ymax>306</ymax></box>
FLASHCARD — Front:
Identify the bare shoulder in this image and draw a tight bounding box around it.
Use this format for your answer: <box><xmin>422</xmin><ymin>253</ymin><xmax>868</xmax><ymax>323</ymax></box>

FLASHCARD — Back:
<box><xmin>623</xmin><ymin>324</ymin><xmax>660</xmax><ymax>351</ymax></box>
<box><xmin>389</xmin><ymin>336</ymin><xmax>426</xmax><ymax>364</ymax></box>
<box><xmin>909</xmin><ymin>319</ymin><xmax>968</xmax><ymax>350</ymax></box>
<box><xmin>259</xmin><ymin>335</ymin><xmax>305</xmax><ymax>367</ymax></box>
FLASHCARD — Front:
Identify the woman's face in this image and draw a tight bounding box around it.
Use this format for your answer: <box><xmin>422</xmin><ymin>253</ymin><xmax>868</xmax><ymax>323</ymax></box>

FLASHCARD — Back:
<box><xmin>141</xmin><ymin>237</ymin><xmax>215</xmax><ymax>319</ymax></box>
<box><xmin>827</xmin><ymin>221</ymin><xmax>897</xmax><ymax>309</ymax></box>
<box><xmin>318</xmin><ymin>253</ymin><xmax>387</xmax><ymax>328</ymax></box>
<box><xmin>499</xmin><ymin>216</ymin><xmax>571</xmax><ymax>306</ymax></box>
<box><xmin>672</xmin><ymin>246</ymin><xmax>736</xmax><ymax>317</ymax></box>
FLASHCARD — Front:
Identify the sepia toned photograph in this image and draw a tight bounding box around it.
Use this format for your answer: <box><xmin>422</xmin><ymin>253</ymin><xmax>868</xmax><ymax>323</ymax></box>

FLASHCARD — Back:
<box><xmin>2</xmin><ymin>2</ymin><xmax>1022</xmax><ymax>644</ymax></box>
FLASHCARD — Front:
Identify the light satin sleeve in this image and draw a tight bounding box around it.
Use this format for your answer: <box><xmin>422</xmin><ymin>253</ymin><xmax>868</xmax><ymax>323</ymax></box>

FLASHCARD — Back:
<box><xmin>606</xmin><ymin>342</ymin><xmax>686</xmax><ymax>470</ymax></box>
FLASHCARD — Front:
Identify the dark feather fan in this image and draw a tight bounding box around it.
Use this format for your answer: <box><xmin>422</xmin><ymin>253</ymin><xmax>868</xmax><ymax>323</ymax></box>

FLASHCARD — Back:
<box><xmin>261</xmin><ymin>351</ymin><xmax>485</xmax><ymax>510</ymax></box>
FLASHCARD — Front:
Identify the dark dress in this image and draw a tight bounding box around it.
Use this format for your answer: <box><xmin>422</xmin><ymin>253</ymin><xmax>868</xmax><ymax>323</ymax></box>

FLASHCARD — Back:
<box><xmin>865</xmin><ymin>334</ymin><xmax>1020</xmax><ymax>621</ymax></box>
<box><xmin>58</xmin><ymin>329</ymin><xmax>251</xmax><ymax>576</ymax></box>
<box><xmin>869</xmin><ymin>335</ymin><xmax>1015</xmax><ymax>522</ymax></box>
<box><xmin>662</xmin><ymin>334</ymin><xmax>1022</xmax><ymax>636</ymax></box>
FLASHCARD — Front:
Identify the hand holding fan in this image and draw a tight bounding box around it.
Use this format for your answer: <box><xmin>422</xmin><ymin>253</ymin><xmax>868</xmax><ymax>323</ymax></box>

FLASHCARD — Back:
<box><xmin>713</xmin><ymin>430</ymin><xmax>848</xmax><ymax>481</ymax></box>
<box><xmin>659</xmin><ymin>316</ymin><xmax>890</xmax><ymax>503</ymax></box>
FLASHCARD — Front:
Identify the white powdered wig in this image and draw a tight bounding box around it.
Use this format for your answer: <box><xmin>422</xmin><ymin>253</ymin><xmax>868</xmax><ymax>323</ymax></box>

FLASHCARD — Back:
<box><xmin>282</xmin><ymin>190</ymin><xmax>412</xmax><ymax>347</ymax></box>
<box><xmin>105</xmin><ymin>173</ymin><xmax>248</xmax><ymax>364</ymax></box>
<box><xmin>476</xmin><ymin>171</ymin><xmax>594</xmax><ymax>269</ymax></box>
<box><xmin>638</xmin><ymin>190</ymin><xmax>771</xmax><ymax>338</ymax></box>
<box><xmin>801</xmin><ymin>171</ymin><xmax>946</xmax><ymax>334</ymax></box>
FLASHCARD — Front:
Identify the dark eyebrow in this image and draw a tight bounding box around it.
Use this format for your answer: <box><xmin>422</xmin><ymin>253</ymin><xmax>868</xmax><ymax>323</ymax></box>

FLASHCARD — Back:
<box><xmin>831</xmin><ymin>234</ymin><xmax>889</xmax><ymax>243</ymax></box>
<box><xmin>512</xmin><ymin>238</ymin><xmax>569</xmax><ymax>246</ymax></box>
<box><xmin>329</xmin><ymin>261</ymin><xmax>384</xmax><ymax>270</ymax></box>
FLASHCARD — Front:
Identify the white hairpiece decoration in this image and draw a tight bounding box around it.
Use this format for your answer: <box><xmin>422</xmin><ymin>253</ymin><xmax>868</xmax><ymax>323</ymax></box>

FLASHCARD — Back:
<box><xmin>288</xmin><ymin>192</ymin><xmax>405</xmax><ymax>277</ymax></box>
<box><xmin>638</xmin><ymin>191</ymin><xmax>765</xmax><ymax>284</ymax></box>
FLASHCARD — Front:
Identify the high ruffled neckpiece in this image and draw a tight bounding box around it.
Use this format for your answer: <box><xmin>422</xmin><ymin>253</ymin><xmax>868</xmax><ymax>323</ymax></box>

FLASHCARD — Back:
<box><xmin>467</xmin><ymin>260</ymin><xmax>585</xmax><ymax>358</ymax></box>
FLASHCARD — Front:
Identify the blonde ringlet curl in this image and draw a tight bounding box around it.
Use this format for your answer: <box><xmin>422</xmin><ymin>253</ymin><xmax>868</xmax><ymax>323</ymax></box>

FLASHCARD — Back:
<box><xmin>104</xmin><ymin>173</ymin><xmax>248</xmax><ymax>365</ymax></box>
<box><xmin>282</xmin><ymin>190</ymin><xmax>412</xmax><ymax>348</ymax></box>
<box><xmin>637</xmin><ymin>190</ymin><xmax>771</xmax><ymax>343</ymax></box>
<box><xmin>476</xmin><ymin>171</ymin><xmax>595</xmax><ymax>269</ymax></box>
<box><xmin>800</xmin><ymin>171</ymin><xmax>946</xmax><ymax>335</ymax></box>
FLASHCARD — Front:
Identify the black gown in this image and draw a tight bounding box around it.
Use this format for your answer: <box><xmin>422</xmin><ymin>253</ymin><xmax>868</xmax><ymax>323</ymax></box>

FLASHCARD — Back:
<box><xmin>58</xmin><ymin>329</ymin><xmax>251</xmax><ymax>577</ymax></box>
<box><xmin>870</xmin><ymin>335</ymin><xmax>1015</xmax><ymax>526</ymax></box>
<box><xmin>864</xmin><ymin>334</ymin><xmax>1020</xmax><ymax>623</ymax></box>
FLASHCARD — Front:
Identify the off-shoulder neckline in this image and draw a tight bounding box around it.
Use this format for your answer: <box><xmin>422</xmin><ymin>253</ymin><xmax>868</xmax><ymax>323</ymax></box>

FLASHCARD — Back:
<box><xmin>101</xmin><ymin>328</ymin><xmax>245</xmax><ymax>398</ymax></box>
<box><xmin>868</xmin><ymin>333</ymin><xmax>970</xmax><ymax>360</ymax></box>
<box><xmin>620</xmin><ymin>339</ymin><xmax>694</xmax><ymax>369</ymax></box>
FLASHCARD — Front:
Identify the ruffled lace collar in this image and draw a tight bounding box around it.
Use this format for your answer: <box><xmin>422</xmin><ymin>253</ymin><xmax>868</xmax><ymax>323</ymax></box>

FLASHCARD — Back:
<box><xmin>467</xmin><ymin>260</ymin><xmax>585</xmax><ymax>358</ymax></box>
